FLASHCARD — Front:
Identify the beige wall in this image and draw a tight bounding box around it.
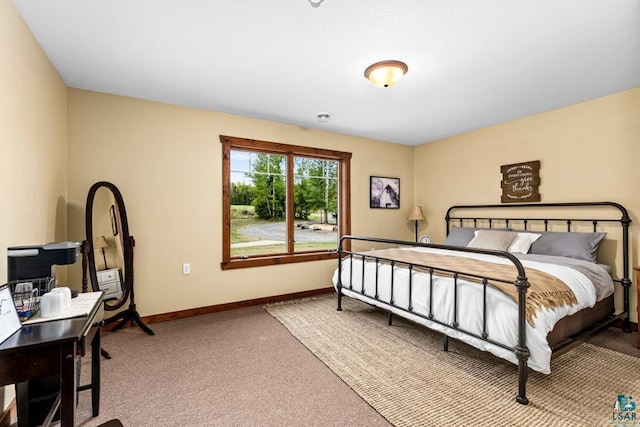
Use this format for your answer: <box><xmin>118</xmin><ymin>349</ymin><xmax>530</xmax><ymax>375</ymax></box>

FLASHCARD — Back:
<box><xmin>67</xmin><ymin>89</ymin><xmax>415</xmax><ymax>316</ymax></box>
<box><xmin>1</xmin><ymin>0</ymin><xmax>68</xmax><ymax>411</ymax></box>
<box><xmin>413</xmin><ymin>88</ymin><xmax>640</xmax><ymax>321</ymax></box>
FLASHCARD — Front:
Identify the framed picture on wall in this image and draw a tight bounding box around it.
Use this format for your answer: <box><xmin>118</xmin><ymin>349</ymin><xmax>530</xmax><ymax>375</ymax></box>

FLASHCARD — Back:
<box><xmin>370</xmin><ymin>176</ymin><xmax>400</xmax><ymax>209</ymax></box>
<box><xmin>110</xmin><ymin>205</ymin><xmax>119</xmax><ymax>236</ymax></box>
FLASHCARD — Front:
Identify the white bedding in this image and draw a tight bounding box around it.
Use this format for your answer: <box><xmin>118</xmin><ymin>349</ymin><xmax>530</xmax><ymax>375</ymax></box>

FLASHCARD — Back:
<box><xmin>332</xmin><ymin>247</ymin><xmax>614</xmax><ymax>374</ymax></box>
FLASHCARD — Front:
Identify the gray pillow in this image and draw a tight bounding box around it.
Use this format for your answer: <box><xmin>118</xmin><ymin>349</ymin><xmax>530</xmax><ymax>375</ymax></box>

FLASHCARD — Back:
<box><xmin>444</xmin><ymin>226</ymin><xmax>512</xmax><ymax>247</ymax></box>
<box><xmin>528</xmin><ymin>231</ymin><xmax>607</xmax><ymax>263</ymax></box>
<box><xmin>467</xmin><ymin>230</ymin><xmax>518</xmax><ymax>251</ymax></box>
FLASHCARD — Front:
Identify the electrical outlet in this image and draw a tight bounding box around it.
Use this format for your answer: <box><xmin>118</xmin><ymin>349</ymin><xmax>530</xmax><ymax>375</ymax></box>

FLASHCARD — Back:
<box><xmin>182</xmin><ymin>263</ymin><xmax>191</xmax><ymax>275</ymax></box>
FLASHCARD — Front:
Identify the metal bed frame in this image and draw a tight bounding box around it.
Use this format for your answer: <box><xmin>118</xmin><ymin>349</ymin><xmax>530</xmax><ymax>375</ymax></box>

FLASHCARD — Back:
<box><xmin>336</xmin><ymin>202</ymin><xmax>631</xmax><ymax>405</ymax></box>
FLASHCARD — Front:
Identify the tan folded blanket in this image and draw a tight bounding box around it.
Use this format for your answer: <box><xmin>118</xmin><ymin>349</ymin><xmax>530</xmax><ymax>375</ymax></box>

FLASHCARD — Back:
<box><xmin>357</xmin><ymin>248</ymin><xmax>578</xmax><ymax>325</ymax></box>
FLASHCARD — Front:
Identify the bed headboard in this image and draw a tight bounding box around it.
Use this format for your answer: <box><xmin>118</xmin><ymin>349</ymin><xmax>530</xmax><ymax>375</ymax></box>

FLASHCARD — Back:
<box><xmin>445</xmin><ymin>202</ymin><xmax>632</xmax><ymax>330</ymax></box>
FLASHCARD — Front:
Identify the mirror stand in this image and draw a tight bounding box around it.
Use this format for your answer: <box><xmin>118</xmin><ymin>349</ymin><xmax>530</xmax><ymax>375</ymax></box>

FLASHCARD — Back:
<box><xmin>83</xmin><ymin>181</ymin><xmax>154</xmax><ymax>359</ymax></box>
<box><xmin>101</xmin><ymin>236</ymin><xmax>154</xmax><ymax>336</ymax></box>
<box><xmin>81</xmin><ymin>239</ymin><xmax>154</xmax><ymax>360</ymax></box>
<box><xmin>103</xmin><ymin>301</ymin><xmax>155</xmax><ymax>336</ymax></box>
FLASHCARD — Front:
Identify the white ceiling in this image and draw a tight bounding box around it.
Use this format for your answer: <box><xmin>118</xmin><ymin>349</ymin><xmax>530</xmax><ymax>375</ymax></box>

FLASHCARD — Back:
<box><xmin>12</xmin><ymin>0</ymin><xmax>640</xmax><ymax>146</ymax></box>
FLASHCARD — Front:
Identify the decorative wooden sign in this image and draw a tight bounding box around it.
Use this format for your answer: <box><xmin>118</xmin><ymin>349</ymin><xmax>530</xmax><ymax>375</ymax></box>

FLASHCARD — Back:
<box><xmin>500</xmin><ymin>160</ymin><xmax>540</xmax><ymax>203</ymax></box>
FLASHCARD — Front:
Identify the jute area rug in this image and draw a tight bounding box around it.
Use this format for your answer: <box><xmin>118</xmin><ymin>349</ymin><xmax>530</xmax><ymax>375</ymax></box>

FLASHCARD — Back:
<box><xmin>266</xmin><ymin>295</ymin><xmax>640</xmax><ymax>427</ymax></box>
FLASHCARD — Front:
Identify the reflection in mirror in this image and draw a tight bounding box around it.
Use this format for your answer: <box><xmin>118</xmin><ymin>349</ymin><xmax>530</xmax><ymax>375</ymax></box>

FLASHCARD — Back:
<box><xmin>83</xmin><ymin>181</ymin><xmax>154</xmax><ymax>342</ymax></box>
<box><xmin>92</xmin><ymin>187</ymin><xmax>126</xmax><ymax>303</ymax></box>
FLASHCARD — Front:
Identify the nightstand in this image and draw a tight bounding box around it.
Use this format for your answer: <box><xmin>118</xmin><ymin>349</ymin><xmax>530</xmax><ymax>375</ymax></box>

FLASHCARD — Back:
<box><xmin>96</xmin><ymin>268</ymin><xmax>123</xmax><ymax>300</ymax></box>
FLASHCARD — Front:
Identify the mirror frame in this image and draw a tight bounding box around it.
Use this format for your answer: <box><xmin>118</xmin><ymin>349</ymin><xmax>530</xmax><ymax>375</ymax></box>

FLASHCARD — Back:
<box><xmin>85</xmin><ymin>181</ymin><xmax>133</xmax><ymax>311</ymax></box>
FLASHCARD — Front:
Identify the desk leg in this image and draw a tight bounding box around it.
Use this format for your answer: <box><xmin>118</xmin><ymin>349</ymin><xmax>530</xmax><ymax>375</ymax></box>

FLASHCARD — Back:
<box><xmin>91</xmin><ymin>327</ymin><xmax>101</xmax><ymax>416</ymax></box>
<box><xmin>59</xmin><ymin>341</ymin><xmax>77</xmax><ymax>427</ymax></box>
<box><xmin>15</xmin><ymin>382</ymin><xmax>29</xmax><ymax>427</ymax></box>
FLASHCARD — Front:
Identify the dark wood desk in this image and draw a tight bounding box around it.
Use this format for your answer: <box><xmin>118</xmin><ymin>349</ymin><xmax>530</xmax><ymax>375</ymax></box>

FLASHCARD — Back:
<box><xmin>0</xmin><ymin>292</ymin><xmax>103</xmax><ymax>427</ymax></box>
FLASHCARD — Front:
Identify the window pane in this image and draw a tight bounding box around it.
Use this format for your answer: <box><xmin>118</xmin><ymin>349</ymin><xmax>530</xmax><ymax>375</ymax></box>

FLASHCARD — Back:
<box><xmin>230</xmin><ymin>150</ymin><xmax>287</xmax><ymax>258</ymax></box>
<box><xmin>293</xmin><ymin>157</ymin><xmax>338</xmax><ymax>253</ymax></box>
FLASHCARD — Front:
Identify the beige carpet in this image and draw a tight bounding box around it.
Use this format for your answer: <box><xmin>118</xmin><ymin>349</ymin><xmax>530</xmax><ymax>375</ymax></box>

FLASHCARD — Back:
<box><xmin>72</xmin><ymin>304</ymin><xmax>389</xmax><ymax>427</ymax></box>
<box><xmin>266</xmin><ymin>295</ymin><xmax>640</xmax><ymax>427</ymax></box>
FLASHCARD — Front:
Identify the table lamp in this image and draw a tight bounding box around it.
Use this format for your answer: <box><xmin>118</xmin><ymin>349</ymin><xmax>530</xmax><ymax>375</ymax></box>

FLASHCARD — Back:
<box><xmin>94</xmin><ymin>235</ymin><xmax>109</xmax><ymax>269</ymax></box>
<box><xmin>407</xmin><ymin>206</ymin><xmax>425</xmax><ymax>242</ymax></box>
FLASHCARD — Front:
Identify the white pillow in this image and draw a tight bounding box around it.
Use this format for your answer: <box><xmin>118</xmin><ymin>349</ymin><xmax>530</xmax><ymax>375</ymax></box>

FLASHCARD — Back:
<box><xmin>507</xmin><ymin>232</ymin><xmax>542</xmax><ymax>254</ymax></box>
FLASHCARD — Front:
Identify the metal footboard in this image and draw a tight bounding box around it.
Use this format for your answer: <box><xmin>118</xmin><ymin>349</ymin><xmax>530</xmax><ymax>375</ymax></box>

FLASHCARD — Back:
<box><xmin>336</xmin><ymin>235</ymin><xmax>532</xmax><ymax>405</ymax></box>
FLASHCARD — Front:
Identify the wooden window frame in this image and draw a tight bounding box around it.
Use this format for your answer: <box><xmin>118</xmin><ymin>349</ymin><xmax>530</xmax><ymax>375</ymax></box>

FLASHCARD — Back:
<box><xmin>220</xmin><ymin>135</ymin><xmax>351</xmax><ymax>270</ymax></box>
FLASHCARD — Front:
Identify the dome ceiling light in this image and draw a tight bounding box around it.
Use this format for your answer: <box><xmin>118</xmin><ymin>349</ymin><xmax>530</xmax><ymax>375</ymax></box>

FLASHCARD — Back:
<box><xmin>364</xmin><ymin>60</ymin><xmax>408</xmax><ymax>88</ymax></box>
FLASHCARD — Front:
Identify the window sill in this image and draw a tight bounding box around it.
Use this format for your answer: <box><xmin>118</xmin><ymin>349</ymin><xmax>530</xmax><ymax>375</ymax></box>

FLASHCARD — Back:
<box><xmin>221</xmin><ymin>251</ymin><xmax>338</xmax><ymax>270</ymax></box>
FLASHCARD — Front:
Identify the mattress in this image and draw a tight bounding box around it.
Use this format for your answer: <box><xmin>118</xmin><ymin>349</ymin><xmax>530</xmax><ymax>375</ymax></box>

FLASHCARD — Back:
<box><xmin>332</xmin><ymin>247</ymin><xmax>614</xmax><ymax>374</ymax></box>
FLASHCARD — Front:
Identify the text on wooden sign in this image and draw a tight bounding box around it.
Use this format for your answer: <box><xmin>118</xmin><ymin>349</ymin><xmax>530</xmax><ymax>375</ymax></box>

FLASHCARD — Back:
<box><xmin>500</xmin><ymin>160</ymin><xmax>540</xmax><ymax>203</ymax></box>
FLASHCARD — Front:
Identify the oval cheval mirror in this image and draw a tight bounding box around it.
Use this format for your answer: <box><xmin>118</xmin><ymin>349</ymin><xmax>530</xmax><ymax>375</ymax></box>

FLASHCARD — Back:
<box><xmin>82</xmin><ymin>181</ymin><xmax>154</xmax><ymax>358</ymax></box>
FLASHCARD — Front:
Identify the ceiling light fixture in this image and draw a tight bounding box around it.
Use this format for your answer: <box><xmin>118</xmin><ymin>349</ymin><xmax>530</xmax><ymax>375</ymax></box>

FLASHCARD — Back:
<box><xmin>308</xmin><ymin>0</ymin><xmax>324</xmax><ymax>7</ymax></box>
<box><xmin>316</xmin><ymin>112</ymin><xmax>331</xmax><ymax>123</ymax></box>
<box><xmin>364</xmin><ymin>60</ymin><xmax>408</xmax><ymax>88</ymax></box>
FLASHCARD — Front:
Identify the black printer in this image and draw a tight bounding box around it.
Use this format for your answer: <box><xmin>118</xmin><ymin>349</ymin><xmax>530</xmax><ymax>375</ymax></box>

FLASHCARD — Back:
<box><xmin>7</xmin><ymin>241</ymin><xmax>79</xmax><ymax>294</ymax></box>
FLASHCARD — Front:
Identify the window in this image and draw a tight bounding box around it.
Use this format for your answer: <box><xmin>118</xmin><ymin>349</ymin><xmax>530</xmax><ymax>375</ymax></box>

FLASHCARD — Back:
<box><xmin>220</xmin><ymin>135</ymin><xmax>351</xmax><ymax>269</ymax></box>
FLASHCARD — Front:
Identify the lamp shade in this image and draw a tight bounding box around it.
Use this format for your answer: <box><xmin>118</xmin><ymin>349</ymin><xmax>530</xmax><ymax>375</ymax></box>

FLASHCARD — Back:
<box><xmin>364</xmin><ymin>60</ymin><xmax>408</xmax><ymax>88</ymax></box>
<box><xmin>94</xmin><ymin>235</ymin><xmax>109</xmax><ymax>249</ymax></box>
<box><xmin>407</xmin><ymin>206</ymin><xmax>425</xmax><ymax>221</ymax></box>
